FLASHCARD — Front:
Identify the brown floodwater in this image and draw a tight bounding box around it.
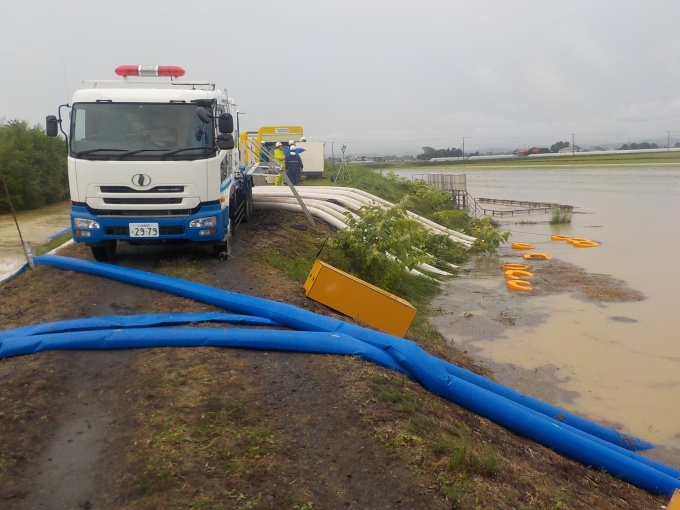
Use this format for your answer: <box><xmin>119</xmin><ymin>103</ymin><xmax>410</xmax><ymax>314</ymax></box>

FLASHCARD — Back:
<box><xmin>396</xmin><ymin>164</ymin><xmax>680</xmax><ymax>448</ymax></box>
<box><xmin>0</xmin><ymin>201</ymin><xmax>71</xmax><ymax>276</ymax></box>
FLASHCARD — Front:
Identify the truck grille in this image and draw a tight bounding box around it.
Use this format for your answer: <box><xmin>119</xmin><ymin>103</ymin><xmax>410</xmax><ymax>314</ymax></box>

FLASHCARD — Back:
<box><xmin>100</xmin><ymin>186</ymin><xmax>185</xmax><ymax>193</ymax></box>
<box><xmin>93</xmin><ymin>208</ymin><xmax>194</xmax><ymax>217</ymax></box>
<box><xmin>103</xmin><ymin>198</ymin><xmax>183</xmax><ymax>205</ymax></box>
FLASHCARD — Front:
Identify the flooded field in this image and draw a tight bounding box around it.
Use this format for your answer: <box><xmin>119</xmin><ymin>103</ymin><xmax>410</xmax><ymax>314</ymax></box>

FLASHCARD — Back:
<box><xmin>394</xmin><ymin>164</ymin><xmax>680</xmax><ymax>449</ymax></box>
<box><xmin>0</xmin><ymin>201</ymin><xmax>70</xmax><ymax>277</ymax></box>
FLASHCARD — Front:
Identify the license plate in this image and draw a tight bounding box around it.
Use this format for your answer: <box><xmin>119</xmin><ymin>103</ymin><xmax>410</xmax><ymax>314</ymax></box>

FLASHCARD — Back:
<box><xmin>129</xmin><ymin>223</ymin><xmax>159</xmax><ymax>237</ymax></box>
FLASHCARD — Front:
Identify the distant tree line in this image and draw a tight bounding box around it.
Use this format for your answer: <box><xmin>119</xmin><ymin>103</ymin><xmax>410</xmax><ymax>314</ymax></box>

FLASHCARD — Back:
<box><xmin>0</xmin><ymin>120</ymin><xmax>67</xmax><ymax>213</ymax></box>
<box><xmin>417</xmin><ymin>146</ymin><xmax>463</xmax><ymax>160</ymax></box>
<box><xmin>617</xmin><ymin>142</ymin><xmax>658</xmax><ymax>150</ymax></box>
<box><xmin>417</xmin><ymin>139</ymin><xmax>673</xmax><ymax>159</ymax></box>
<box><xmin>550</xmin><ymin>141</ymin><xmax>570</xmax><ymax>152</ymax></box>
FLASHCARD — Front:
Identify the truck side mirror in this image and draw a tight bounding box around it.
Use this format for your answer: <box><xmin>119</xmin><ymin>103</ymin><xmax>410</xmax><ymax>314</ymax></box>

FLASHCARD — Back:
<box><xmin>218</xmin><ymin>113</ymin><xmax>234</xmax><ymax>134</ymax></box>
<box><xmin>217</xmin><ymin>133</ymin><xmax>235</xmax><ymax>150</ymax></box>
<box><xmin>46</xmin><ymin>115</ymin><xmax>59</xmax><ymax>137</ymax></box>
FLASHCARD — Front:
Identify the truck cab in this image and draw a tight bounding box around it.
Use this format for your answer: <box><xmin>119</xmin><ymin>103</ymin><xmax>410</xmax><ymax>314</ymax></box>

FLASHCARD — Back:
<box><xmin>47</xmin><ymin>65</ymin><xmax>253</xmax><ymax>261</ymax></box>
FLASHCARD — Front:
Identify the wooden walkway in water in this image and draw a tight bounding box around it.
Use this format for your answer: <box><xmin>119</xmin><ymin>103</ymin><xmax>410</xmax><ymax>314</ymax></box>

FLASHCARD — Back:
<box><xmin>412</xmin><ymin>173</ymin><xmax>573</xmax><ymax>217</ymax></box>
<box><xmin>474</xmin><ymin>198</ymin><xmax>573</xmax><ymax>217</ymax></box>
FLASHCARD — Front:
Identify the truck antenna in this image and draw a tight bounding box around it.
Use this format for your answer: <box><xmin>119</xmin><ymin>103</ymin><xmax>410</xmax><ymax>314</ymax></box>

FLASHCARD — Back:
<box><xmin>62</xmin><ymin>59</ymin><xmax>70</xmax><ymax>103</ymax></box>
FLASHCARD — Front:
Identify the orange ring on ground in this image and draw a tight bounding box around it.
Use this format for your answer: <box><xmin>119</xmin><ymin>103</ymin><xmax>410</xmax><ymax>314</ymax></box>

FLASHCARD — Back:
<box><xmin>566</xmin><ymin>237</ymin><xmax>591</xmax><ymax>244</ymax></box>
<box><xmin>504</xmin><ymin>269</ymin><xmax>535</xmax><ymax>280</ymax></box>
<box><xmin>507</xmin><ymin>280</ymin><xmax>532</xmax><ymax>291</ymax></box>
<box><xmin>511</xmin><ymin>242</ymin><xmax>535</xmax><ymax>250</ymax></box>
<box><xmin>523</xmin><ymin>252</ymin><xmax>553</xmax><ymax>260</ymax></box>
<box><xmin>501</xmin><ymin>263</ymin><xmax>532</xmax><ymax>272</ymax></box>
<box><xmin>551</xmin><ymin>235</ymin><xmax>570</xmax><ymax>241</ymax></box>
<box><xmin>573</xmin><ymin>240</ymin><xmax>600</xmax><ymax>248</ymax></box>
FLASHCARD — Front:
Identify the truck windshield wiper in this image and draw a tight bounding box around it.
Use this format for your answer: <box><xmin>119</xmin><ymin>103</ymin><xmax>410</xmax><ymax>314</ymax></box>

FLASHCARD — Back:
<box><xmin>76</xmin><ymin>148</ymin><xmax>127</xmax><ymax>156</ymax></box>
<box><xmin>119</xmin><ymin>149</ymin><xmax>168</xmax><ymax>159</ymax></box>
<box><xmin>161</xmin><ymin>147</ymin><xmax>213</xmax><ymax>160</ymax></box>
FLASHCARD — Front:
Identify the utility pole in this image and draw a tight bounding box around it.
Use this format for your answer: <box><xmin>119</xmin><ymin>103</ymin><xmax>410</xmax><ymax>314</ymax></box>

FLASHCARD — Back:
<box><xmin>2</xmin><ymin>176</ymin><xmax>34</xmax><ymax>269</ymax></box>
<box><xmin>462</xmin><ymin>137</ymin><xmax>465</xmax><ymax>159</ymax></box>
<box><xmin>572</xmin><ymin>134</ymin><xmax>575</xmax><ymax>156</ymax></box>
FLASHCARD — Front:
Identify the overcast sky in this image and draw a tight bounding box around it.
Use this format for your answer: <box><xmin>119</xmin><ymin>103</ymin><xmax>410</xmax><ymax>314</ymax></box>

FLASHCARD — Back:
<box><xmin>3</xmin><ymin>1</ymin><xmax>680</xmax><ymax>155</ymax></box>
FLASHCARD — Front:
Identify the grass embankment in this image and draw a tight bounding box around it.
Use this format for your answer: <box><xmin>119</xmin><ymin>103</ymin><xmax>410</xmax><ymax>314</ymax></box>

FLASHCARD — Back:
<box><xmin>249</xmin><ymin>167</ymin><xmax>664</xmax><ymax>508</ymax></box>
<box><xmin>34</xmin><ymin>231</ymin><xmax>72</xmax><ymax>255</ymax></box>
<box><xmin>272</xmin><ymin>164</ymin><xmax>492</xmax><ymax>344</ymax></box>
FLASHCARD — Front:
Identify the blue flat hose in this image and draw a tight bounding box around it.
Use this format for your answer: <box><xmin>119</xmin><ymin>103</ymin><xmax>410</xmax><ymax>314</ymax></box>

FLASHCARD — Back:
<box><xmin>32</xmin><ymin>254</ymin><xmax>652</xmax><ymax>451</ymax></box>
<box><xmin>0</xmin><ymin>328</ymin><xmax>402</xmax><ymax>373</ymax></box>
<box><xmin>14</xmin><ymin>254</ymin><xmax>678</xmax><ymax>496</ymax></box>
<box><xmin>0</xmin><ymin>312</ymin><xmax>282</xmax><ymax>340</ymax></box>
<box><xmin>1</xmin><ymin>317</ymin><xmax>677</xmax><ymax>484</ymax></box>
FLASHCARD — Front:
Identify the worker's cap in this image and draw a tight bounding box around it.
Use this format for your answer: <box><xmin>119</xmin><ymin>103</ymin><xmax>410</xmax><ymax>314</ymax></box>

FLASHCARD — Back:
<box><xmin>299</xmin><ymin>137</ymin><xmax>307</xmax><ymax>142</ymax></box>
<box><xmin>290</xmin><ymin>145</ymin><xmax>297</xmax><ymax>151</ymax></box>
<box><xmin>288</xmin><ymin>140</ymin><xmax>295</xmax><ymax>145</ymax></box>
<box><xmin>275</xmin><ymin>142</ymin><xmax>282</xmax><ymax>147</ymax></box>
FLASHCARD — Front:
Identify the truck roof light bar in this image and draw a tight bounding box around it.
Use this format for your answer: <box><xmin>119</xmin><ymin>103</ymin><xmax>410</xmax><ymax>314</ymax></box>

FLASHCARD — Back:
<box><xmin>114</xmin><ymin>65</ymin><xmax>185</xmax><ymax>79</ymax></box>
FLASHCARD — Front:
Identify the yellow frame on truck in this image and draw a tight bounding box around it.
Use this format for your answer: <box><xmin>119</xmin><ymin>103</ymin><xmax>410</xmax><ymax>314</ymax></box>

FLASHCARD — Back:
<box><xmin>257</xmin><ymin>126</ymin><xmax>304</xmax><ymax>145</ymax></box>
<box><xmin>239</xmin><ymin>126</ymin><xmax>304</xmax><ymax>165</ymax></box>
<box><xmin>240</xmin><ymin>126</ymin><xmax>324</xmax><ymax>178</ymax></box>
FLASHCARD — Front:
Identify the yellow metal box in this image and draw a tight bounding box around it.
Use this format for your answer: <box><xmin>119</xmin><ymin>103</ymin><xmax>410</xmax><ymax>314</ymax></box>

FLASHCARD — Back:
<box><xmin>303</xmin><ymin>260</ymin><xmax>416</xmax><ymax>337</ymax></box>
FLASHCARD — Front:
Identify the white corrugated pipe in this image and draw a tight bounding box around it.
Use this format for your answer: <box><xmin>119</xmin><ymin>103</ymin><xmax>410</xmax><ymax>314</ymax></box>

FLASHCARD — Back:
<box><xmin>254</xmin><ymin>202</ymin><xmax>347</xmax><ymax>230</ymax></box>
<box><xmin>253</xmin><ymin>200</ymin><xmax>453</xmax><ymax>278</ymax></box>
<box><xmin>252</xmin><ymin>197</ymin><xmax>359</xmax><ymax>224</ymax></box>
<box><xmin>252</xmin><ymin>186</ymin><xmax>475</xmax><ymax>246</ymax></box>
<box><xmin>253</xmin><ymin>188</ymin><xmax>366</xmax><ymax>211</ymax></box>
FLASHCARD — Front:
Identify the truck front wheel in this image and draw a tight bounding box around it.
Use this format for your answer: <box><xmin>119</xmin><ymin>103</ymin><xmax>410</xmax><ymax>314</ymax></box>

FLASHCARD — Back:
<box><xmin>212</xmin><ymin>241</ymin><xmax>230</xmax><ymax>259</ymax></box>
<box><xmin>91</xmin><ymin>241</ymin><xmax>117</xmax><ymax>262</ymax></box>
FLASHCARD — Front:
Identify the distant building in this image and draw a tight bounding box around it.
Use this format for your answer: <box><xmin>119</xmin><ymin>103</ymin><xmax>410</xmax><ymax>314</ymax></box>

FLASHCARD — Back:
<box><xmin>514</xmin><ymin>147</ymin><xmax>550</xmax><ymax>156</ymax></box>
<box><xmin>558</xmin><ymin>146</ymin><xmax>580</xmax><ymax>153</ymax></box>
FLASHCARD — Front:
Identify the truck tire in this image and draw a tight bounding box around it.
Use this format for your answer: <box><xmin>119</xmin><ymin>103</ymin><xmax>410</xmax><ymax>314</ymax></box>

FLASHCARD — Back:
<box><xmin>244</xmin><ymin>183</ymin><xmax>253</xmax><ymax>222</ymax></box>
<box><xmin>91</xmin><ymin>241</ymin><xmax>117</xmax><ymax>262</ymax></box>
<box><xmin>212</xmin><ymin>241</ymin><xmax>230</xmax><ymax>259</ymax></box>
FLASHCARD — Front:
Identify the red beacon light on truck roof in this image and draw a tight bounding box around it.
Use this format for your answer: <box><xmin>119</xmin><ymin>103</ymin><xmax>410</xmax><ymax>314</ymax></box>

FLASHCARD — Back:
<box><xmin>114</xmin><ymin>65</ymin><xmax>185</xmax><ymax>79</ymax></box>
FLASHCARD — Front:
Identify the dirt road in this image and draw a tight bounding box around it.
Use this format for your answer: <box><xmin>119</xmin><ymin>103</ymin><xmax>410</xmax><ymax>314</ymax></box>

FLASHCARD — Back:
<box><xmin>0</xmin><ymin>212</ymin><xmax>667</xmax><ymax>509</ymax></box>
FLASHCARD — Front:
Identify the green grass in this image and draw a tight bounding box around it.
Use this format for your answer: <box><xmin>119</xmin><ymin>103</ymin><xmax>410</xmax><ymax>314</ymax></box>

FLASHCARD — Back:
<box><xmin>370</xmin><ymin>375</ymin><xmax>420</xmax><ymax>413</ymax></box>
<box><xmin>130</xmin><ymin>464</ymin><xmax>176</xmax><ymax>497</ymax></box>
<box><xmin>261</xmin><ymin>164</ymin><xmax>507</xmax><ymax>344</ymax></box>
<box><xmin>549</xmin><ymin>208</ymin><xmax>572</xmax><ymax>224</ymax></box>
<box><xmin>34</xmin><ymin>231</ymin><xmax>72</xmax><ymax>255</ymax></box>
<box><xmin>318</xmin><ymin>162</ymin><xmax>411</xmax><ymax>204</ymax></box>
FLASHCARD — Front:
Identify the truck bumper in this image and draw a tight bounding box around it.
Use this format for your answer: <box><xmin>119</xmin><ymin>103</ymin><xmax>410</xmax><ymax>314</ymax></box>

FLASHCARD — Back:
<box><xmin>70</xmin><ymin>203</ymin><xmax>229</xmax><ymax>245</ymax></box>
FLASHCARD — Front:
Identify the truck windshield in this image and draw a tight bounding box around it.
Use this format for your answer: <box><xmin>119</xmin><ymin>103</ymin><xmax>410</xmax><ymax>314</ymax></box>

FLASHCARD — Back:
<box><xmin>70</xmin><ymin>102</ymin><xmax>215</xmax><ymax>159</ymax></box>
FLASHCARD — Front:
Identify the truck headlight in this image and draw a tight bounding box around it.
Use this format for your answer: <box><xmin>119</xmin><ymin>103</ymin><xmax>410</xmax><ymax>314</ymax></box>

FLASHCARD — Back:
<box><xmin>190</xmin><ymin>216</ymin><xmax>216</xmax><ymax>228</ymax></box>
<box><xmin>73</xmin><ymin>217</ymin><xmax>100</xmax><ymax>229</ymax></box>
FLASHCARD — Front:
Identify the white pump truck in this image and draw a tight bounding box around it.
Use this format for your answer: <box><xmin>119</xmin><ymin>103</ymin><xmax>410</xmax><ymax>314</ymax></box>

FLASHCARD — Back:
<box><xmin>46</xmin><ymin>65</ymin><xmax>253</xmax><ymax>261</ymax></box>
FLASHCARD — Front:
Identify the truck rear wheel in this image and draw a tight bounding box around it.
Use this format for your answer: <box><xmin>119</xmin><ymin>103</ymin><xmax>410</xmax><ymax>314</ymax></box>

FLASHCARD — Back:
<box><xmin>244</xmin><ymin>181</ymin><xmax>253</xmax><ymax>222</ymax></box>
<box><xmin>91</xmin><ymin>241</ymin><xmax>117</xmax><ymax>262</ymax></box>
